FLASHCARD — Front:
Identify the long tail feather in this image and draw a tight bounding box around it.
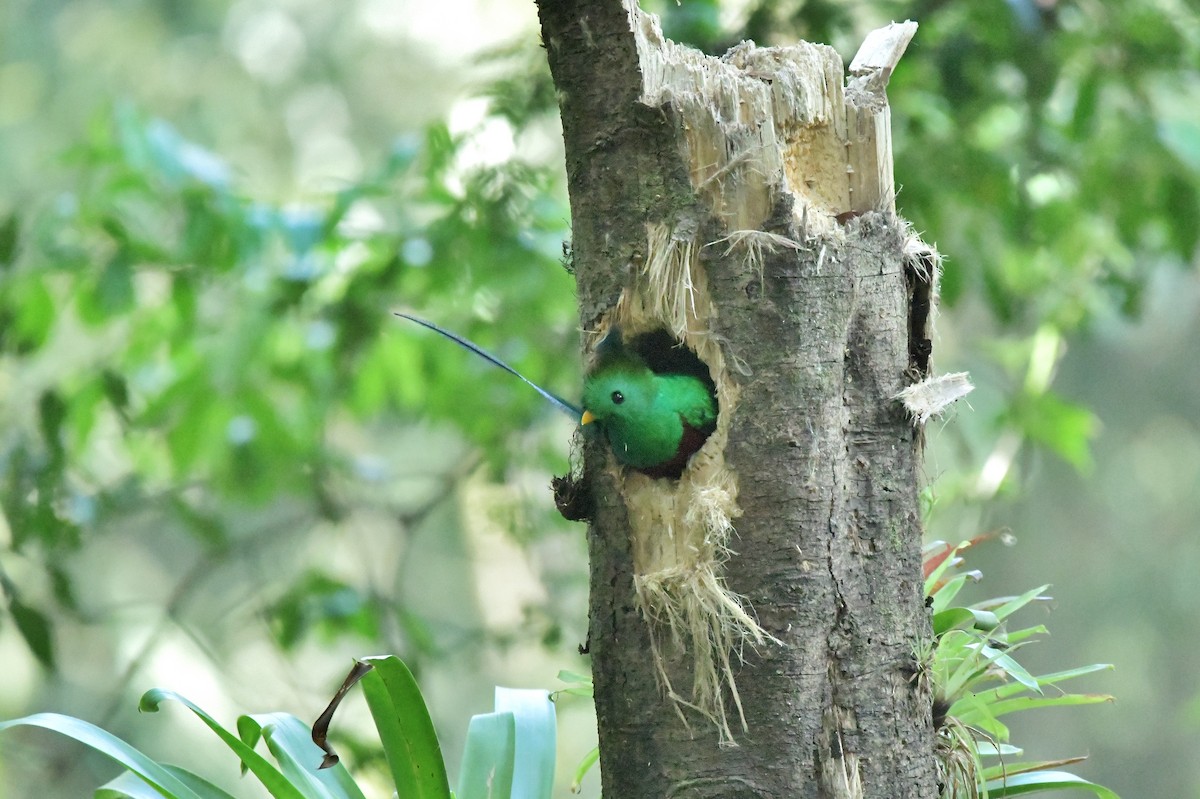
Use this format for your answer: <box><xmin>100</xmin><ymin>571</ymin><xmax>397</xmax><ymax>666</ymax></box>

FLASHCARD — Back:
<box><xmin>395</xmin><ymin>312</ymin><xmax>582</xmax><ymax>419</ymax></box>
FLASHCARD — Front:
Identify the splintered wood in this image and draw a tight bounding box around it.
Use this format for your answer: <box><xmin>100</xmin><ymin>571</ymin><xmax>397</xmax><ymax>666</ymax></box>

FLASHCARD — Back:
<box><xmin>631</xmin><ymin>8</ymin><xmax>915</xmax><ymax>233</ymax></box>
<box><xmin>613</xmin><ymin>0</ymin><xmax>920</xmax><ymax>741</ymax></box>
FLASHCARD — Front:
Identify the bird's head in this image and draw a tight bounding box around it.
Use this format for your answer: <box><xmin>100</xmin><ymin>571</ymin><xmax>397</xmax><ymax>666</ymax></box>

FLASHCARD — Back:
<box><xmin>580</xmin><ymin>363</ymin><xmax>657</xmax><ymax>430</ymax></box>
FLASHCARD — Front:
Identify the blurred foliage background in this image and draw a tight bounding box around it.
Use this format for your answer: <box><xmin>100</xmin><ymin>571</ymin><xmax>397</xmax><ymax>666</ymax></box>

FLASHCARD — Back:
<box><xmin>1</xmin><ymin>0</ymin><xmax>1197</xmax><ymax>796</ymax></box>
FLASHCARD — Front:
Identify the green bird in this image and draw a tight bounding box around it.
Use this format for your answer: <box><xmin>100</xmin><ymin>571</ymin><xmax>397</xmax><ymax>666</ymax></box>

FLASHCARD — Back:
<box><xmin>579</xmin><ymin>329</ymin><xmax>717</xmax><ymax>478</ymax></box>
<box><xmin>396</xmin><ymin>314</ymin><xmax>717</xmax><ymax>479</ymax></box>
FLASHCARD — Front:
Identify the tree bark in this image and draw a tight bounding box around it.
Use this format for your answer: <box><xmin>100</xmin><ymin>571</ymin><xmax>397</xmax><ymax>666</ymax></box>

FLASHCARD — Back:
<box><xmin>537</xmin><ymin>2</ymin><xmax>938</xmax><ymax>796</ymax></box>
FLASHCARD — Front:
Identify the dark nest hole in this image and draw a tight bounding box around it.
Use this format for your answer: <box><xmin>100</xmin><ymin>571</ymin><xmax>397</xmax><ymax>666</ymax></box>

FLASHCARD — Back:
<box><xmin>904</xmin><ymin>253</ymin><xmax>936</xmax><ymax>376</ymax></box>
<box><xmin>552</xmin><ymin>328</ymin><xmax>720</xmax><ymax>519</ymax></box>
<box><xmin>626</xmin><ymin>329</ymin><xmax>718</xmax><ymax>400</ymax></box>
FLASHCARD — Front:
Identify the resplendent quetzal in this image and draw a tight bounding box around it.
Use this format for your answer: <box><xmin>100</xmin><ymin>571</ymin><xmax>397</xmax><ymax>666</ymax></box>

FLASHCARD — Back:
<box><xmin>396</xmin><ymin>314</ymin><xmax>717</xmax><ymax>479</ymax></box>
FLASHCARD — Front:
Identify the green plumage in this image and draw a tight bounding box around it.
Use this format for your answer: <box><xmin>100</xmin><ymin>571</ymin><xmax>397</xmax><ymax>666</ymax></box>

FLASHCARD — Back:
<box><xmin>581</xmin><ymin>331</ymin><xmax>717</xmax><ymax>478</ymax></box>
<box><xmin>396</xmin><ymin>314</ymin><xmax>717</xmax><ymax>479</ymax></box>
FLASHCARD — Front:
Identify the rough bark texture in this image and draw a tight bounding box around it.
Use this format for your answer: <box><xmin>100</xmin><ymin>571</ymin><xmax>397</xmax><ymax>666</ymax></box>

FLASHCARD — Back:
<box><xmin>537</xmin><ymin>2</ymin><xmax>938</xmax><ymax>796</ymax></box>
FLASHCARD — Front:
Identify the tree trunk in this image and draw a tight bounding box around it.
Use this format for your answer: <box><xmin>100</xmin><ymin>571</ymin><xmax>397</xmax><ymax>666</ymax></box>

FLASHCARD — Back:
<box><xmin>537</xmin><ymin>2</ymin><xmax>938</xmax><ymax>796</ymax></box>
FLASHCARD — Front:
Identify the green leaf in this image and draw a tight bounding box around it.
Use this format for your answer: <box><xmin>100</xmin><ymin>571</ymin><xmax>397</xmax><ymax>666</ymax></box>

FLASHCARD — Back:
<box><xmin>551</xmin><ymin>682</ymin><xmax>595</xmax><ymax>699</ymax></box>
<box><xmin>139</xmin><ymin>689</ymin><xmax>306</xmax><ymax>799</ymax></box>
<box><xmin>0</xmin><ymin>211</ymin><xmax>18</xmax><ymax>268</ymax></box>
<box><xmin>947</xmin><ymin>692</ymin><xmax>1010</xmax><ymax>741</ymax></box>
<box><xmin>268</xmin><ymin>573</ymin><xmax>378</xmax><ymax>649</ymax></box>
<box><xmin>986</xmin><ymin>693</ymin><xmax>1114</xmax><ymax>719</ymax></box>
<box><xmin>38</xmin><ymin>388</ymin><xmax>68</xmax><ymax>460</ymax></box>
<box><xmin>979</xmin><ymin>643</ymin><xmax>1042</xmax><ymax>694</ymax></box>
<box><xmin>555</xmin><ymin>669</ymin><xmax>591</xmax><ymax>686</ymax></box>
<box><xmin>457</xmin><ymin>711</ymin><xmax>516</xmax><ymax>799</ymax></box>
<box><xmin>931</xmin><ymin>566</ymin><xmax>979</xmax><ymax>609</ymax></box>
<box><xmin>95</xmin><ymin>774</ymin><xmax>170</xmax><ymax>798</ymax></box>
<box><xmin>81</xmin><ymin>252</ymin><xmax>136</xmax><ymax>322</ymax></box>
<box><xmin>143</xmin><ymin>118</ymin><xmax>231</xmax><ymax>189</ymax></box>
<box><xmin>357</xmin><ymin>655</ymin><xmax>452</xmax><ymax>799</ymax></box>
<box><xmin>8</xmin><ymin>272</ymin><xmax>56</xmax><ymax>352</ymax></box>
<box><xmin>164</xmin><ymin>387</ymin><xmax>224</xmax><ymax>473</ymax></box>
<box><xmin>168</xmin><ymin>496</ymin><xmax>228</xmax><ymax>549</ymax></box>
<box><xmin>102</xmin><ymin>369</ymin><xmax>131</xmax><ymax>415</ymax></box>
<box><xmin>983</xmin><ymin>770</ymin><xmax>1120</xmax><ymax>798</ymax></box>
<box><xmin>1014</xmin><ymin>392</ymin><xmax>1098</xmax><ymax>472</ymax></box>
<box><xmin>47</xmin><ymin>561</ymin><xmax>81</xmax><ymax>612</ymax></box>
<box><xmin>982</xmin><ymin>756</ymin><xmax>1088</xmax><ymax>781</ymax></box>
<box><xmin>974</xmin><ymin>741</ymin><xmax>1024</xmax><ymax>758</ymax></box>
<box><xmin>96</xmin><ymin>765</ymin><xmax>239</xmax><ymax>799</ymax></box>
<box><xmin>1157</xmin><ymin>117</ymin><xmax>1200</xmax><ymax>173</ymax></box>
<box><xmin>570</xmin><ymin>746</ymin><xmax>599</xmax><ymax>793</ymax></box>
<box><xmin>9</xmin><ymin>596</ymin><xmax>55</xmax><ymax>668</ymax></box>
<box><xmin>493</xmin><ymin>688</ymin><xmax>555</xmax><ymax>799</ymax></box>
<box><xmin>1001</xmin><ymin>624</ymin><xmax>1050</xmax><ymax>647</ymax></box>
<box><xmin>936</xmin><ymin>630</ymin><xmax>988</xmax><ymax>699</ymax></box>
<box><xmin>933</xmin><ymin>607</ymin><xmax>999</xmax><ymax>636</ymax></box>
<box><xmin>973</xmin><ymin>585</ymin><xmax>1051</xmax><ymax>621</ymax></box>
<box><xmin>0</xmin><ymin>713</ymin><xmax>206</xmax><ymax>799</ymax></box>
<box><xmin>1070</xmin><ymin>69</ymin><xmax>1099</xmax><ymax>138</ymax></box>
<box><xmin>171</xmin><ymin>273</ymin><xmax>198</xmax><ymax>326</ymax></box>
<box><xmin>1028</xmin><ymin>663</ymin><xmax>1115</xmax><ymax>686</ymax></box>
<box><xmin>979</xmin><ymin>663</ymin><xmax>1114</xmax><ymax>704</ymax></box>
<box><xmin>238</xmin><ymin>712</ymin><xmax>366</xmax><ymax>799</ymax></box>
<box><xmin>551</xmin><ymin>686</ymin><xmax>595</xmax><ymax>699</ymax></box>
<box><xmin>924</xmin><ymin>541</ymin><xmax>964</xmax><ymax>596</ymax></box>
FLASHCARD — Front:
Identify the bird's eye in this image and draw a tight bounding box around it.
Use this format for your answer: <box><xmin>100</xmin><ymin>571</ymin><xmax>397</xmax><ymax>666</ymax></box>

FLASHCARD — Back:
<box><xmin>611</xmin><ymin>391</ymin><xmax>624</xmax><ymax>405</ymax></box>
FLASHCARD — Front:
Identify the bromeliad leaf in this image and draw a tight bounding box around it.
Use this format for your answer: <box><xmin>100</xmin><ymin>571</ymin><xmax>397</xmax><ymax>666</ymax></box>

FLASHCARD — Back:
<box><xmin>933</xmin><ymin>607</ymin><xmax>1000</xmax><ymax>636</ymax></box>
<box><xmin>1001</xmin><ymin>624</ymin><xmax>1050</xmax><ymax>647</ymax></box>
<box><xmin>0</xmin><ymin>712</ymin><xmax>209</xmax><ymax>799</ymax></box>
<box><xmin>356</xmin><ymin>655</ymin><xmax>453</xmax><ymax>799</ymax></box>
<box><xmin>238</xmin><ymin>712</ymin><xmax>366</xmax><ymax>799</ymax></box>
<box><xmin>494</xmin><ymin>688</ymin><xmax>556</xmax><ymax>799</ymax></box>
<box><xmin>978</xmin><ymin>643</ymin><xmax>1042</xmax><ymax>694</ymax></box>
<box><xmin>974</xmin><ymin>664</ymin><xmax>1115</xmax><ymax>706</ymax></box>
<box><xmin>982</xmin><ymin>756</ymin><xmax>1088</xmax><ymax>782</ymax></box>
<box><xmin>140</xmin><ymin>689</ymin><xmax>306</xmax><ymax>799</ymax></box>
<box><xmin>95</xmin><ymin>766</ymin><xmax>238</xmax><ymax>799</ymax></box>
<box><xmin>930</xmin><ymin>570</ymin><xmax>983</xmax><ymax>613</ymax></box>
<box><xmin>926</xmin><ymin>541</ymin><xmax>1119</xmax><ymax>798</ymax></box>
<box><xmin>983</xmin><ymin>770</ymin><xmax>1119</xmax><ymax>798</ymax></box>
<box><xmin>986</xmin><ymin>693</ymin><xmax>1114</xmax><ymax>719</ymax></box>
<box><xmin>973</xmin><ymin>585</ymin><xmax>1052</xmax><ymax>621</ymax></box>
<box><xmin>457</xmin><ymin>711</ymin><xmax>517</xmax><ymax>799</ymax></box>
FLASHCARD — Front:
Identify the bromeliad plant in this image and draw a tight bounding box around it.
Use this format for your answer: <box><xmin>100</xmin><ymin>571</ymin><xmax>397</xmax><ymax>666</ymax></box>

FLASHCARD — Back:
<box><xmin>0</xmin><ymin>548</ymin><xmax>1121</xmax><ymax>799</ymax></box>
<box><xmin>0</xmin><ymin>655</ymin><xmax>559</xmax><ymax>799</ymax></box>
<box><xmin>924</xmin><ymin>538</ymin><xmax>1118</xmax><ymax>799</ymax></box>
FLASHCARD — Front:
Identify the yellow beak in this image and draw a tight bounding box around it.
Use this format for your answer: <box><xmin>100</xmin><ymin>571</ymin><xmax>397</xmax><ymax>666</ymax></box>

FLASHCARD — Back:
<box><xmin>580</xmin><ymin>410</ymin><xmax>596</xmax><ymax>426</ymax></box>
